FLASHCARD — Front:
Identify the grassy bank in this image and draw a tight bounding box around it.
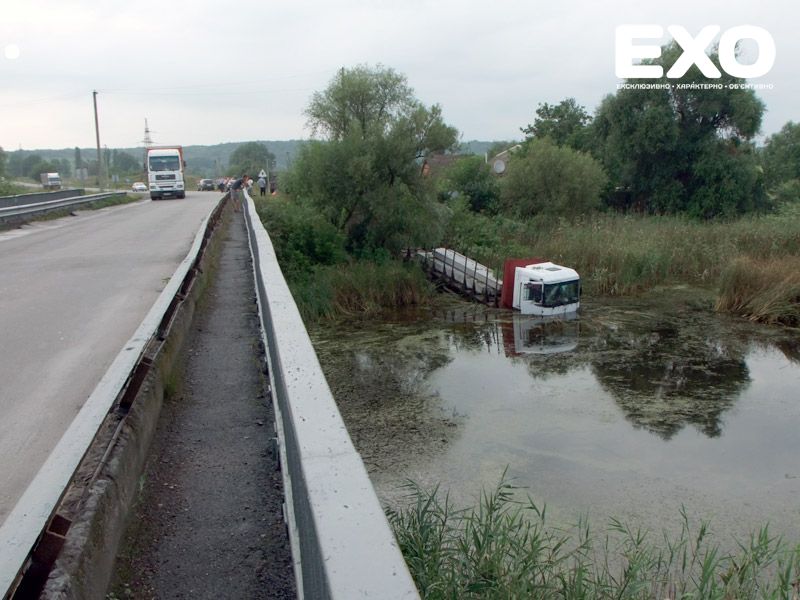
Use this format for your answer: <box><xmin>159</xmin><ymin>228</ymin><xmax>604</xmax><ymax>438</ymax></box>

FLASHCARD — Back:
<box><xmin>388</xmin><ymin>476</ymin><xmax>800</xmax><ymax>599</ymax></box>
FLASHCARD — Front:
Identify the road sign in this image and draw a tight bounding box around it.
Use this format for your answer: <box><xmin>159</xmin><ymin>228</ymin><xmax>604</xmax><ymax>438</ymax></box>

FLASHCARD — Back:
<box><xmin>258</xmin><ymin>169</ymin><xmax>267</xmax><ymax>178</ymax></box>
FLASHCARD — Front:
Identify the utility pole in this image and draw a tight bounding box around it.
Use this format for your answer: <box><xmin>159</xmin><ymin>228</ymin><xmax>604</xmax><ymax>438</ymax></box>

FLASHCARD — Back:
<box><xmin>92</xmin><ymin>90</ymin><xmax>105</xmax><ymax>190</ymax></box>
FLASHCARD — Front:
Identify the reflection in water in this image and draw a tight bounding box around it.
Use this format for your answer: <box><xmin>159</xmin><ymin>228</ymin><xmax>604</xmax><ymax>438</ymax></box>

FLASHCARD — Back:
<box><xmin>311</xmin><ymin>297</ymin><xmax>800</xmax><ymax>545</ymax></box>
<box><xmin>443</xmin><ymin>311</ymin><xmax>752</xmax><ymax>440</ymax></box>
<box><xmin>589</xmin><ymin>320</ymin><xmax>750</xmax><ymax>439</ymax></box>
<box><xmin>504</xmin><ymin>315</ymin><xmax>579</xmax><ymax>356</ymax></box>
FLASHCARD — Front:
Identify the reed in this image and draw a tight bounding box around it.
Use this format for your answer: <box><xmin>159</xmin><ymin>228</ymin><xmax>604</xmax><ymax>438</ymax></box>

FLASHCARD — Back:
<box><xmin>288</xmin><ymin>260</ymin><xmax>435</xmax><ymax>321</ymax></box>
<box><xmin>387</xmin><ymin>475</ymin><xmax>800</xmax><ymax>599</ymax></box>
<box><xmin>443</xmin><ymin>201</ymin><xmax>800</xmax><ymax>322</ymax></box>
<box><xmin>716</xmin><ymin>256</ymin><xmax>800</xmax><ymax>325</ymax></box>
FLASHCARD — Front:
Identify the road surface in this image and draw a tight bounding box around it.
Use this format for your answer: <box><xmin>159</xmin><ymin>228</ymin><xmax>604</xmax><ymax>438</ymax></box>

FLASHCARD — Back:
<box><xmin>0</xmin><ymin>192</ymin><xmax>222</xmax><ymax>524</ymax></box>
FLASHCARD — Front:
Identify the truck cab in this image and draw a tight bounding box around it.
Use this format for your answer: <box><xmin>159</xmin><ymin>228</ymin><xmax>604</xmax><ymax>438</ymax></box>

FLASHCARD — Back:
<box><xmin>147</xmin><ymin>147</ymin><xmax>186</xmax><ymax>200</ymax></box>
<box><xmin>511</xmin><ymin>262</ymin><xmax>581</xmax><ymax>317</ymax></box>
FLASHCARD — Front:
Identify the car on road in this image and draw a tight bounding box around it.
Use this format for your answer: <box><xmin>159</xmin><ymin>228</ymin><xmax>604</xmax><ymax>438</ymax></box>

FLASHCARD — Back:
<box><xmin>131</xmin><ymin>182</ymin><xmax>147</xmax><ymax>192</ymax></box>
<box><xmin>198</xmin><ymin>178</ymin><xmax>215</xmax><ymax>191</ymax></box>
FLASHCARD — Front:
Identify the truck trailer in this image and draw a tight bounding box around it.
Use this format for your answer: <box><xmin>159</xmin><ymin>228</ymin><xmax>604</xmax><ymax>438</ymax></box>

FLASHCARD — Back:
<box><xmin>40</xmin><ymin>172</ymin><xmax>62</xmax><ymax>190</ymax></box>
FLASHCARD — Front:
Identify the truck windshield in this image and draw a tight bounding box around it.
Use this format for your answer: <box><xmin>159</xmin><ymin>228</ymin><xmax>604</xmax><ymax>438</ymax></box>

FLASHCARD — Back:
<box><xmin>149</xmin><ymin>156</ymin><xmax>180</xmax><ymax>172</ymax></box>
<box><xmin>542</xmin><ymin>280</ymin><xmax>580</xmax><ymax>307</ymax></box>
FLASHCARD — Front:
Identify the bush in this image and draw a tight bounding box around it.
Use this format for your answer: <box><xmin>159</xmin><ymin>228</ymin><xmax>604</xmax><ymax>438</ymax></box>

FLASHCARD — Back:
<box><xmin>441</xmin><ymin>155</ymin><xmax>500</xmax><ymax>213</ymax></box>
<box><xmin>255</xmin><ymin>195</ymin><xmax>347</xmax><ymax>279</ymax></box>
<box><xmin>255</xmin><ymin>195</ymin><xmax>435</xmax><ymax>321</ymax></box>
<box><xmin>500</xmin><ymin>138</ymin><xmax>606</xmax><ymax>219</ymax></box>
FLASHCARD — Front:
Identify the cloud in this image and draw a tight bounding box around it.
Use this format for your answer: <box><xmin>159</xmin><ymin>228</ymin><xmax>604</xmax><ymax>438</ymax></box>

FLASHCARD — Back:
<box><xmin>1</xmin><ymin>0</ymin><xmax>797</xmax><ymax>148</ymax></box>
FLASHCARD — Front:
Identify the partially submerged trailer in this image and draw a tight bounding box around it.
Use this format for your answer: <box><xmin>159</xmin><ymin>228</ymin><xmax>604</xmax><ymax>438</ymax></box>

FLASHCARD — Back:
<box><xmin>420</xmin><ymin>249</ymin><xmax>580</xmax><ymax>316</ymax></box>
<box><xmin>428</xmin><ymin>248</ymin><xmax>501</xmax><ymax>300</ymax></box>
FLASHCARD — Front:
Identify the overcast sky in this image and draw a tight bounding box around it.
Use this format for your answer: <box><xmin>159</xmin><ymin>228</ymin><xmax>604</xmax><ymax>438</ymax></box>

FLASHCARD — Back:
<box><xmin>1</xmin><ymin>0</ymin><xmax>797</xmax><ymax>150</ymax></box>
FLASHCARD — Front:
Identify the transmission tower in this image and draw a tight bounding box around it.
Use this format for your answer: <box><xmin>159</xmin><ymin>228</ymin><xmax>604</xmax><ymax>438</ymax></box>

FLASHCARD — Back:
<box><xmin>142</xmin><ymin>118</ymin><xmax>154</xmax><ymax>147</ymax></box>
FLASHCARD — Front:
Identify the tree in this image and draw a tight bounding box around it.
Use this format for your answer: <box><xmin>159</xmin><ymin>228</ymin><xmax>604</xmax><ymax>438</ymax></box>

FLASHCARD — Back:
<box><xmin>288</xmin><ymin>64</ymin><xmax>458</xmax><ymax>253</ymax></box>
<box><xmin>306</xmin><ymin>65</ymin><xmax>415</xmax><ymax>140</ymax></box>
<box><xmin>762</xmin><ymin>122</ymin><xmax>800</xmax><ymax>189</ymax></box>
<box><xmin>28</xmin><ymin>159</ymin><xmax>59</xmax><ymax>181</ymax></box>
<box><xmin>0</xmin><ymin>146</ymin><xmax>6</xmax><ymax>178</ymax></box>
<box><xmin>593</xmin><ymin>42</ymin><xmax>767</xmax><ymax>218</ymax></box>
<box><xmin>55</xmin><ymin>158</ymin><xmax>72</xmax><ymax>178</ymax></box>
<box><xmin>228</xmin><ymin>142</ymin><xmax>276</xmax><ymax>177</ymax></box>
<box><xmin>111</xmin><ymin>150</ymin><xmax>140</xmax><ymax>174</ymax></box>
<box><xmin>522</xmin><ymin>98</ymin><xmax>592</xmax><ymax>151</ymax></box>
<box><xmin>74</xmin><ymin>147</ymin><xmax>84</xmax><ymax>170</ymax></box>
<box><xmin>442</xmin><ymin>155</ymin><xmax>499</xmax><ymax>213</ymax></box>
<box><xmin>21</xmin><ymin>154</ymin><xmax>44</xmax><ymax>178</ymax></box>
<box><xmin>500</xmin><ymin>138</ymin><xmax>607</xmax><ymax>218</ymax></box>
<box><xmin>8</xmin><ymin>151</ymin><xmax>25</xmax><ymax>177</ymax></box>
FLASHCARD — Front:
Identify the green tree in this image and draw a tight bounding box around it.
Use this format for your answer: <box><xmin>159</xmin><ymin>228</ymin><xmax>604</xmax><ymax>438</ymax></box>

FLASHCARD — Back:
<box><xmin>762</xmin><ymin>122</ymin><xmax>800</xmax><ymax>189</ymax></box>
<box><xmin>500</xmin><ymin>138</ymin><xmax>607</xmax><ymax>218</ymax></box>
<box><xmin>0</xmin><ymin>146</ymin><xmax>6</xmax><ymax>178</ymax></box>
<box><xmin>8</xmin><ymin>151</ymin><xmax>25</xmax><ymax>177</ymax></box>
<box><xmin>228</xmin><ymin>142</ymin><xmax>276</xmax><ymax>177</ymax></box>
<box><xmin>522</xmin><ymin>98</ymin><xmax>592</xmax><ymax>150</ymax></box>
<box><xmin>288</xmin><ymin>64</ymin><xmax>458</xmax><ymax>253</ymax></box>
<box><xmin>593</xmin><ymin>42</ymin><xmax>766</xmax><ymax>218</ymax></box>
<box><xmin>55</xmin><ymin>158</ymin><xmax>72</xmax><ymax>178</ymax></box>
<box><xmin>28</xmin><ymin>159</ymin><xmax>59</xmax><ymax>181</ymax></box>
<box><xmin>21</xmin><ymin>154</ymin><xmax>44</xmax><ymax>178</ymax></box>
<box><xmin>111</xmin><ymin>150</ymin><xmax>140</xmax><ymax>174</ymax></box>
<box><xmin>442</xmin><ymin>155</ymin><xmax>499</xmax><ymax>213</ymax></box>
<box><xmin>306</xmin><ymin>65</ymin><xmax>414</xmax><ymax>140</ymax></box>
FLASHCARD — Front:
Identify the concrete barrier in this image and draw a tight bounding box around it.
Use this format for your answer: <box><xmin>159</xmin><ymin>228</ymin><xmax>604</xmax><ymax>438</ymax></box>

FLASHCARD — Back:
<box><xmin>242</xmin><ymin>191</ymin><xmax>419</xmax><ymax>600</ymax></box>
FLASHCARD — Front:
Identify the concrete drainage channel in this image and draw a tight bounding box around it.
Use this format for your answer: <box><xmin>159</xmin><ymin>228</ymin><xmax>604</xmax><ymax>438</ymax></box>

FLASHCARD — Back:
<box><xmin>2</xmin><ymin>191</ymin><xmax>419</xmax><ymax>599</ymax></box>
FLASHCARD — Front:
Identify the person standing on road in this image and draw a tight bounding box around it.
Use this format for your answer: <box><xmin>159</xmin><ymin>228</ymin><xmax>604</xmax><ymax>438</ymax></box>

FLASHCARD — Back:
<box><xmin>257</xmin><ymin>175</ymin><xmax>267</xmax><ymax>197</ymax></box>
<box><xmin>230</xmin><ymin>175</ymin><xmax>245</xmax><ymax>211</ymax></box>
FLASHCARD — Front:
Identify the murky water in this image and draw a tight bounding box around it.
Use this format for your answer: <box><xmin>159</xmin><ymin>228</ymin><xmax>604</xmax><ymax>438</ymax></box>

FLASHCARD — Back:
<box><xmin>311</xmin><ymin>292</ymin><xmax>800</xmax><ymax>543</ymax></box>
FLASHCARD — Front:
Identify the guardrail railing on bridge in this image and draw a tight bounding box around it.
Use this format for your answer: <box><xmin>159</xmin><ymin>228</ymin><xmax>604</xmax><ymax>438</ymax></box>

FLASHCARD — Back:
<box><xmin>242</xmin><ymin>190</ymin><xmax>419</xmax><ymax>600</ymax></box>
<box><xmin>0</xmin><ymin>191</ymin><xmax>129</xmax><ymax>224</ymax></box>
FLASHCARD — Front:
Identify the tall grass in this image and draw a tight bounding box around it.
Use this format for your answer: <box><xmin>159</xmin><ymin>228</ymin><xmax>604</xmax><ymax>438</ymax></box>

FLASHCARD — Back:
<box><xmin>716</xmin><ymin>257</ymin><xmax>800</xmax><ymax>325</ymax></box>
<box><xmin>288</xmin><ymin>260</ymin><xmax>435</xmax><ymax>321</ymax></box>
<box><xmin>443</xmin><ymin>200</ymin><xmax>800</xmax><ymax>321</ymax></box>
<box><xmin>388</xmin><ymin>476</ymin><xmax>800</xmax><ymax>599</ymax></box>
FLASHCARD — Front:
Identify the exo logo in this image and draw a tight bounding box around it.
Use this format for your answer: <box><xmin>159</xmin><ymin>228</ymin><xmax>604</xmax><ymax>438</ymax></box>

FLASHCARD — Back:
<box><xmin>616</xmin><ymin>25</ymin><xmax>776</xmax><ymax>79</ymax></box>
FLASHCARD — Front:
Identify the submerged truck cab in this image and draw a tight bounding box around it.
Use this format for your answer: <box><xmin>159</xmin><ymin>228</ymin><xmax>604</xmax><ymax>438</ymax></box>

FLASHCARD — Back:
<box><xmin>147</xmin><ymin>146</ymin><xmax>186</xmax><ymax>200</ymax></box>
<box><xmin>511</xmin><ymin>262</ymin><xmax>580</xmax><ymax>317</ymax></box>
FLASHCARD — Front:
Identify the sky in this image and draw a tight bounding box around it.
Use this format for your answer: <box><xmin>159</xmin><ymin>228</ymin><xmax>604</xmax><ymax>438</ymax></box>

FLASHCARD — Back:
<box><xmin>1</xmin><ymin>0</ymin><xmax>798</xmax><ymax>150</ymax></box>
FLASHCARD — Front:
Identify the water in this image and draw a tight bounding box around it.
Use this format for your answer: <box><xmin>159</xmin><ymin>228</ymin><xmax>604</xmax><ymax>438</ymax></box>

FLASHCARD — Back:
<box><xmin>311</xmin><ymin>293</ymin><xmax>800</xmax><ymax>543</ymax></box>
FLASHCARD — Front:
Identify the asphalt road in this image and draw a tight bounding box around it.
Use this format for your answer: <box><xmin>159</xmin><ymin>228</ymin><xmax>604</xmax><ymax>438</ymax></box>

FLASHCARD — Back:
<box><xmin>0</xmin><ymin>192</ymin><xmax>222</xmax><ymax>524</ymax></box>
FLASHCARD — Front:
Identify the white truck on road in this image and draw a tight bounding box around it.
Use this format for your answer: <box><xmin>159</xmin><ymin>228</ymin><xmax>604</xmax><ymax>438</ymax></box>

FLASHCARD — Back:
<box><xmin>146</xmin><ymin>146</ymin><xmax>186</xmax><ymax>200</ymax></box>
<box><xmin>40</xmin><ymin>172</ymin><xmax>62</xmax><ymax>190</ymax></box>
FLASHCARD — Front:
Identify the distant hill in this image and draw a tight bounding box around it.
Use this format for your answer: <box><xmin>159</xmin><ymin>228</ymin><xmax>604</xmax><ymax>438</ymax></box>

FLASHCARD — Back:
<box><xmin>11</xmin><ymin>139</ymin><xmax>508</xmax><ymax>177</ymax></box>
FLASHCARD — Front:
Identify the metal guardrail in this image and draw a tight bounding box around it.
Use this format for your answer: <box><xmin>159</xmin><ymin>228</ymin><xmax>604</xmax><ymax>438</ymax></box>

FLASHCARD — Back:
<box><xmin>0</xmin><ymin>192</ymin><xmax>129</xmax><ymax>222</ymax></box>
<box><xmin>0</xmin><ymin>189</ymin><xmax>85</xmax><ymax>209</ymax></box>
<box><xmin>242</xmin><ymin>190</ymin><xmax>419</xmax><ymax>599</ymax></box>
<box><xmin>0</xmin><ymin>197</ymin><xmax>225</xmax><ymax>598</ymax></box>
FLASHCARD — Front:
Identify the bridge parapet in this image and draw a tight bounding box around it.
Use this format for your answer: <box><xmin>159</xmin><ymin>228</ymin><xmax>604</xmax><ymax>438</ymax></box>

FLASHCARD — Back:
<box><xmin>242</xmin><ymin>190</ymin><xmax>419</xmax><ymax>600</ymax></box>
